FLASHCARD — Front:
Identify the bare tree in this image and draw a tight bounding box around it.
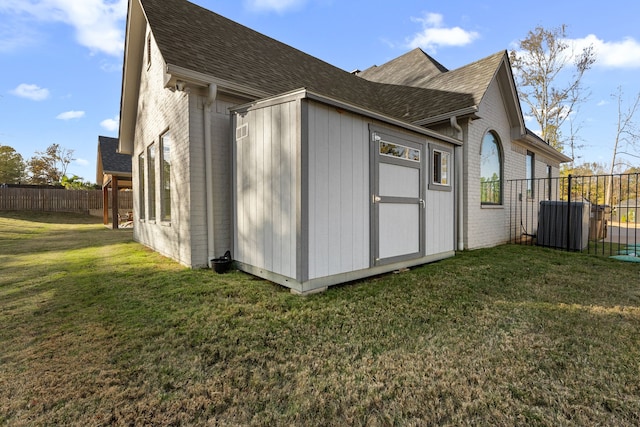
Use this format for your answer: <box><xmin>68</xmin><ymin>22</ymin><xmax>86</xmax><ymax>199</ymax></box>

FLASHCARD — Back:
<box><xmin>566</xmin><ymin>109</ymin><xmax>587</xmax><ymax>167</ymax></box>
<box><xmin>509</xmin><ymin>25</ymin><xmax>596</xmax><ymax>152</ymax></box>
<box><xmin>605</xmin><ymin>87</ymin><xmax>640</xmax><ymax>207</ymax></box>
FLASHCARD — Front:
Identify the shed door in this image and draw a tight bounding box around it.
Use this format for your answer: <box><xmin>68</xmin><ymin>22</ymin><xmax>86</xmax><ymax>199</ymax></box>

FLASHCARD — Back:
<box><xmin>371</xmin><ymin>130</ymin><xmax>425</xmax><ymax>266</ymax></box>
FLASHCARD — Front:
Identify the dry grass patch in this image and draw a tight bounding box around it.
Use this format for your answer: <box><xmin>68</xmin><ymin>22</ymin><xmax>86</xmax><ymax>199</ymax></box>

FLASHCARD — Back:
<box><xmin>1</xmin><ymin>212</ymin><xmax>639</xmax><ymax>426</ymax></box>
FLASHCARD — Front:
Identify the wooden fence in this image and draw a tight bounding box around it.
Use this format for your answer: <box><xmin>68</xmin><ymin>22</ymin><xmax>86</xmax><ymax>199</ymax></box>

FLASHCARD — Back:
<box><xmin>0</xmin><ymin>188</ymin><xmax>133</xmax><ymax>214</ymax></box>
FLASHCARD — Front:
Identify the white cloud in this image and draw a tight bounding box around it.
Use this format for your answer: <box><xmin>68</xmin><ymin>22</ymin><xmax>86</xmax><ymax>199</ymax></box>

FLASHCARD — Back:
<box><xmin>75</xmin><ymin>158</ymin><xmax>89</xmax><ymax>166</ymax></box>
<box><xmin>0</xmin><ymin>20</ymin><xmax>38</xmax><ymax>52</ymax></box>
<box><xmin>568</xmin><ymin>34</ymin><xmax>640</xmax><ymax>69</ymax></box>
<box><xmin>597</xmin><ymin>100</ymin><xmax>609</xmax><ymax>107</ymax></box>
<box><xmin>0</xmin><ymin>0</ymin><xmax>127</xmax><ymax>56</ymax></box>
<box><xmin>56</xmin><ymin>110</ymin><xmax>85</xmax><ymax>120</ymax></box>
<box><xmin>406</xmin><ymin>12</ymin><xmax>479</xmax><ymax>52</ymax></box>
<box><xmin>10</xmin><ymin>83</ymin><xmax>50</xmax><ymax>101</ymax></box>
<box><xmin>244</xmin><ymin>0</ymin><xmax>306</xmax><ymax>13</ymax></box>
<box><xmin>101</xmin><ymin>116</ymin><xmax>119</xmax><ymax>132</ymax></box>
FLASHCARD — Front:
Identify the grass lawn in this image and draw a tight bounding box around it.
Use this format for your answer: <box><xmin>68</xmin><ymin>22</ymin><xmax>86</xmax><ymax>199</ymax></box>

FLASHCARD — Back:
<box><xmin>1</xmin><ymin>211</ymin><xmax>639</xmax><ymax>426</ymax></box>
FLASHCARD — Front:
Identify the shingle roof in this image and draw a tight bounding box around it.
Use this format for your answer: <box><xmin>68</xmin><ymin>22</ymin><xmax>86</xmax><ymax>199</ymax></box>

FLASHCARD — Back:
<box><xmin>98</xmin><ymin>136</ymin><xmax>132</xmax><ymax>175</ymax></box>
<box><xmin>358</xmin><ymin>48</ymin><xmax>449</xmax><ymax>86</ymax></box>
<box><xmin>419</xmin><ymin>51</ymin><xmax>506</xmax><ymax>106</ymax></box>
<box><xmin>142</xmin><ymin>0</ymin><xmax>373</xmax><ymax>101</ymax></box>
<box><xmin>360</xmin><ymin>50</ymin><xmax>507</xmax><ymax>112</ymax></box>
<box><xmin>140</xmin><ymin>0</ymin><xmax>478</xmax><ymax>123</ymax></box>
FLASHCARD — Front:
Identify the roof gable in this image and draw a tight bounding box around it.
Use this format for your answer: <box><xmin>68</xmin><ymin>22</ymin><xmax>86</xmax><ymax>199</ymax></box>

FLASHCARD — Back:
<box><xmin>362</xmin><ymin>50</ymin><xmax>511</xmax><ymax>117</ymax></box>
<box><xmin>358</xmin><ymin>48</ymin><xmax>448</xmax><ymax>86</ymax></box>
<box><xmin>421</xmin><ymin>51</ymin><xmax>506</xmax><ymax>106</ymax></box>
<box><xmin>97</xmin><ymin>136</ymin><xmax>132</xmax><ymax>183</ymax></box>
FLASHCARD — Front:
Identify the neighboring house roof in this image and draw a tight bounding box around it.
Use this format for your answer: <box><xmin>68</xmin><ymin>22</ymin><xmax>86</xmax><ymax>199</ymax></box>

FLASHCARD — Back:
<box><xmin>97</xmin><ymin>136</ymin><xmax>132</xmax><ymax>183</ymax></box>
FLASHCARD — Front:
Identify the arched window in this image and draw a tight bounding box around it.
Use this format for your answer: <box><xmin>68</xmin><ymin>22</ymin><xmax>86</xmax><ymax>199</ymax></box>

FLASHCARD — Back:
<box><xmin>480</xmin><ymin>131</ymin><xmax>502</xmax><ymax>204</ymax></box>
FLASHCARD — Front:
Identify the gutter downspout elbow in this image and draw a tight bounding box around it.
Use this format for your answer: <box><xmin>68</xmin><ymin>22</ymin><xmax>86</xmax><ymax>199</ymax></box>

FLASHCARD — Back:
<box><xmin>450</xmin><ymin>116</ymin><xmax>465</xmax><ymax>251</ymax></box>
<box><xmin>204</xmin><ymin>84</ymin><xmax>218</xmax><ymax>267</ymax></box>
<box><xmin>450</xmin><ymin>115</ymin><xmax>463</xmax><ymax>140</ymax></box>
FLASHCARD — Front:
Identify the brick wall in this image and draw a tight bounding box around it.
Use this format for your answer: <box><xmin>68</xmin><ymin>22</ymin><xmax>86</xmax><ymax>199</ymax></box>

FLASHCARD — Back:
<box><xmin>132</xmin><ymin>26</ymin><xmax>192</xmax><ymax>266</ymax></box>
<box><xmin>464</xmin><ymin>80</ymin><xmax>524</xmax><ymax>249</ymax></box>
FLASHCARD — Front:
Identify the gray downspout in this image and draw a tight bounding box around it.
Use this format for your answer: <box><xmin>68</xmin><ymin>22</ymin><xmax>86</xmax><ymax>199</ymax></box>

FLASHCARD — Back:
<box><xmin>204</xmin><ymin>84</ymin><xmax>218</xmax><ymax>266</ymax></box>
<box><xmin>450</xmin><ymin>116</ymin><xmax>465</xmax><ymax>251</ymax></box>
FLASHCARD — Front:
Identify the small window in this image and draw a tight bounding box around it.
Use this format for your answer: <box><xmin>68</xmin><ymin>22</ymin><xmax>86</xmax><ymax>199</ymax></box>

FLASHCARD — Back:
<box><xmin>160</xmin><ymin>132</ymin><xmax>172</xmax><ymax>222</ymax></box>
<box><xmin>526</xmin><ymin>150</ymin><xmax>535</xmax><ymax>198</ymax></box>
<box><xmin>148</xmin><ymin>143</ymin><xmax>156</xmax><ymax>221</ymax></box>
<box><xmin>433</xmin><ymin>150</ymin><xmax>450</xmax><ymax>185</ymax></box>
<box><xmin>138</xmin><ymin>152</ymin><xmax>145</xmax><ymax>220</ymax></box>
<box><xmin>379</xmin><ymin>141</ymin><xmax>420</xmax><ymax>162</ymax></box>
<box><xmin>429</xmin><ymin>144</ymin><xmax>452</xmax><ymax>191</ymax></box>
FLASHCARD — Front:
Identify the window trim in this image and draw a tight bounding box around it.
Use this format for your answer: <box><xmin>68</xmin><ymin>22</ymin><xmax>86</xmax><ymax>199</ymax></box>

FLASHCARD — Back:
<box><xmin>160</xmin><ymin>131</ymin><xmax>172</xmax><ymax>222</ymax></box>
<box><xmin>480</xmin><ymin>130</ymin><xmax>503</xmax><ymax>205</ymax></box>
<box><xmin>379</xmin><ymin>140</ymin><xmax>421</xmax><ymax>163</ymax></box>
<box><xmin>147</xmin><ymin>142</ymin><xmax>157</xmax><ymax>221</ymax></box>
<box><xmin>138</xmin><ymin>152</ymin><xmax>146</xmax><ymax>220</ymax></box>
<box><xmin>428</xmin><ymin>143</ymin><xmax>452</xmax><ymax>192</ymax></box>
<box><xmin>526</xmin><ymin>150</ymin><xmax>535</xmax><ymax>199</ymax></box>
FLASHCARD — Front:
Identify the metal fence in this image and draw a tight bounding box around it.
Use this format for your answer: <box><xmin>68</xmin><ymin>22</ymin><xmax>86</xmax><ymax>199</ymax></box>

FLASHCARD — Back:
<box><xmin>507</xmin><ymin>173</ymin><xmax>639</xmax><ymax>257</ymax></box>
<box><xmin>0</xmin><ymin>188</ymin><xmax>133</xmax><ymax>214</ymax></box>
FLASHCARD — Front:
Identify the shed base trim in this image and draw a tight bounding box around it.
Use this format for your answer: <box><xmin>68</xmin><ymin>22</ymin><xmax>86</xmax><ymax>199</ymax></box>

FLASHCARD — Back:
<box><xmin>235</xmin><ymin>251</ymin><xmax>455</xmax><ymax>294</ymax></box>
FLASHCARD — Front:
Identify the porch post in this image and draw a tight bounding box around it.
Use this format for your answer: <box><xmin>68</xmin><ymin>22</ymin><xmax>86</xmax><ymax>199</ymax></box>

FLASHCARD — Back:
<box><xmin>103</xmin><ymin>183</ymin><xmax>109</xmax><ymax>225</ymax></box>
<box><xmin>112</xmin><ymin>176</ymin><xmax>119</xmax><ymax>229</ymax></box>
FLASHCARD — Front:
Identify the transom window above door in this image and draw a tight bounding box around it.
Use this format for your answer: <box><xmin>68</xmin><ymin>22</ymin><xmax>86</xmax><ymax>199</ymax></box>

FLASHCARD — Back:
<box><xmin>379</xmin><ymin>141</ymin><xmax>420</xmax><ymax>162</ymax></box>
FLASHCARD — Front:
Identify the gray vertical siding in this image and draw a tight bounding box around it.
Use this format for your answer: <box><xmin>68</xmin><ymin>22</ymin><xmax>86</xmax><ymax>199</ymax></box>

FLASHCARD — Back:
<box><xmin>424</xmin><ymin>186</ymin><xmax>456</xmax><ymax>255</ymax></box>
<box><xmin>233</xmin><ymin>93</ymin><xmax>456</xmax><ymax>291</ymax></box>
<box><xmin>234</xmin><ymin>100</ymin><xmax>299</xmax><ymax>279</ymax></box>
<box><xmin>424</xmin><ymin>140</ymin><xmax>456</xmax><ymax>255</ymax></box>
<box><xmin>307</xmin><ymin>101</ymin><xmax>370</xmax><ymax>280</ymax></box>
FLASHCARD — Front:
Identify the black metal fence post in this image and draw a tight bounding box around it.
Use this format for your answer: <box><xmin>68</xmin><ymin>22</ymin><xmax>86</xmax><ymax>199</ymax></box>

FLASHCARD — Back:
<box><xmin>566</xmin><ymin>174</ymin><xmax>572</xmax><ymax>251</ymax></box>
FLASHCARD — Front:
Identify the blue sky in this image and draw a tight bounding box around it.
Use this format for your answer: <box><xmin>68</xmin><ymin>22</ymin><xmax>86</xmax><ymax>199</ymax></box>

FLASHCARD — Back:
<box><xmin>1</xmin><ymin>0</ymin><xmax>639</xmax><ymax>183</ymax></box>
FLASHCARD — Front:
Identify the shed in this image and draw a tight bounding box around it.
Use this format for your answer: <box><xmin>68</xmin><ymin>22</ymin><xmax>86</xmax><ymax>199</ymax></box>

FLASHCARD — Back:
<box><xmin>96</xmin><ymin>136</ymin><xmax>132</xmax><ymax>229</ymax></box>
<box><xmin>232</xmin><ymin>89</ymin><xmax>460</xmax><ymax>294</ymax></box>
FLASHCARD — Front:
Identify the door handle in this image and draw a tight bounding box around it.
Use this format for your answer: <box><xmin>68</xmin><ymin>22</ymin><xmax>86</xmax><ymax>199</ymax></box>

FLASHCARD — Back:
<box><xmin>419</xmin><ymin>199</ymin><xmax>425</xmax><ymax>208</ymax></box>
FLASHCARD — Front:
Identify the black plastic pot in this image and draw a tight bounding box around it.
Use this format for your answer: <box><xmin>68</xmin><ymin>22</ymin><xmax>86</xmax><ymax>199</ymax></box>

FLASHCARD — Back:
<box><xmin>211</xmin><ymin>250</ymin><xmax>232</xmax><ymax>274</ymax></box>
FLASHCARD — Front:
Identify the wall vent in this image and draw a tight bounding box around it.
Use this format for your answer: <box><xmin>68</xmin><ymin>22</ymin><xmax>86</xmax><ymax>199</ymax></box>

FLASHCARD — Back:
<box><xmin>236</xmin><ymin>123</ymin><xmax>248</xmax><ymax>140</ymax></box>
